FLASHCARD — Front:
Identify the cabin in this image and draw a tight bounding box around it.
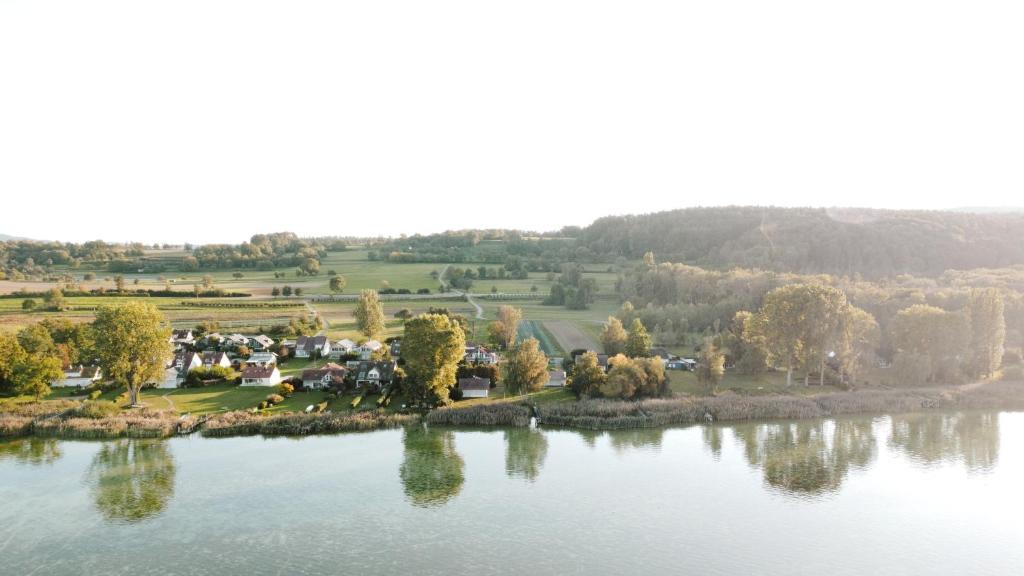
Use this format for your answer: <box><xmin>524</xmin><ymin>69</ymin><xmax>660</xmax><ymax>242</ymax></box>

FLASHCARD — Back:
<box><xmin>351</xmin><ymin>360</ymin><xmax>396</xmax><ymax>392</ymax></box>
<box><xmin>246</xmin><ymin>352</ymin><xmax>278</xmax><ymax>367</ymax></box>
<box><xmin>54</xmin><ymin>365</ymin><xmax>102</xmax><ymax>387</ymax></box>
<box><xmin>545</xmin><ymin>370</ymin><xmax>567</xmax><ymax>387</ymax></box>
<box><xmin>241</xmin><ymin>365</ymin><xmax>281</xmax><ymax>386</ymax></box>
<box><xmin>459</xmin><ymin>376</ymin><xmax>491</xmax><ymax>398</ymax></box>
<box><xmin>301</xmin><ymin>363</ymin><xmax>348</xmax><ymax>390</ymax></box>
<box><xmin>295</xmin><ymin>335</ymin><xmax>331</xmax><ymax>358</ymax></box>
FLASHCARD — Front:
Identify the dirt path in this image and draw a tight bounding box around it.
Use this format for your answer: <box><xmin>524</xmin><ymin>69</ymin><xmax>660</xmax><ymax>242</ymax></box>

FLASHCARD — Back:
<box><xmin>543</xmin><ymin>320</ymin><xmax>598</xmax><ymax>352</ymax></box>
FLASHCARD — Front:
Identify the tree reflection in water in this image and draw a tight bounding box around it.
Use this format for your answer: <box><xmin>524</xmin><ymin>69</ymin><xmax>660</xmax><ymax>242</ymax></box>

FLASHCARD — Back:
<box><xmin>0</xmin><ymin>437</ymin><xmax>62</xmax><ymax>465</ymax></box>
<box><xmin>888</xmin><ymin>412</ymin><xmax>999</xmax><ymax>472</ymax></box>
<box><xmin>607</xmin><ymin>428</ymin><xmax>664</xmax><ymax>453</ymax></box>
<box><xmin>87</xmin><ymin>440</ymin><xmax>175</xmax><ymax>523</ymax></box>
<box><xmin>400</xmin><ymin>425</ymin><xmax>464</xmax><ymax>507</ymax></box>
<box><xmin>504</xmin><ymin>428</ymin><xmax>548</xmax><ymax>482</ymax></box>
<box><xmin>731</xmin><ymin>419</ymin><xmax>877</xmax><ymax>496</ymax></box>
<box><xmin>702</xmin><ymin>426</ymin><xmax>724</xmax><ymax>460</ymax></box>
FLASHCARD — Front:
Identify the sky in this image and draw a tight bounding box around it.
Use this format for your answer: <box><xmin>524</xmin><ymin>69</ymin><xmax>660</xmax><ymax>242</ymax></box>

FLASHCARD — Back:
<box><xmin>1</xmin><ymin>0</ymin><xmax>1022</xmax><ymax>244</ymax></box>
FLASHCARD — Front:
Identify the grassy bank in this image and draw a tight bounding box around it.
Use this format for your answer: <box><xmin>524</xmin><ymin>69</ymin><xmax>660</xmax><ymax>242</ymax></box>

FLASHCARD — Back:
<box><xmin>0</xmin><ymin>399</ymin><xmax>187</xmax><ymax>439</ymax></box>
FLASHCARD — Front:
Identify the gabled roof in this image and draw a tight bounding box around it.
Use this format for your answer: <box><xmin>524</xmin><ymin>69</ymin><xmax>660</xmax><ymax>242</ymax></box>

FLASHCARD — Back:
<box><xmin>242</xmin><ymin>365</ymin><xmax>279</xmax><ymax>379</ymax></box>
<box><xmin>297</xmin><ymin>335</ymin><xmax>329</xmax><ymax>352</ymax></box>
<box><xmin>249</xmin><ymin>334</ymin><xmax>275</xmax><ymax>347</ymax></box>
<box><xmin>201</xmin><ymin>351</ymin><xmax>229</xmax><ymax>365</ymax></box>
<box><xmin>354</xmin><ymin>360</ymin><xmax>395</xmax><ymax>381</ymax></box>
<box><xmin>301</xmin><ymin>363</ymin><xmax>348</xmax><ymax>383</ymax></box>
<box><xmin>335</xmin><ymin>338</ymin><xmax>356</xmax><ymax>350</ymax></box>
<box><xmin>459</xmin><ymin>376</ymin><xmax>490</xmax><ymax>391</ymax></box>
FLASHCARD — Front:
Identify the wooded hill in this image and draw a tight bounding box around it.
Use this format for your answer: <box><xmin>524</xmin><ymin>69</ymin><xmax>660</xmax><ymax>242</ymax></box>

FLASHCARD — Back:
<box><xmin>578</xmin><ymin>207</ymin><xmax>1024</xmax><ymax>278</ymax></box>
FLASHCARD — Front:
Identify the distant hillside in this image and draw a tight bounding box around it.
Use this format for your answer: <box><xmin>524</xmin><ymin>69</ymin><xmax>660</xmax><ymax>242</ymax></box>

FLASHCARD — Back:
<box><xmin>578</xmin><ymin>207</ymin><xmax>1024</xmax><ymax>277</ymax></box>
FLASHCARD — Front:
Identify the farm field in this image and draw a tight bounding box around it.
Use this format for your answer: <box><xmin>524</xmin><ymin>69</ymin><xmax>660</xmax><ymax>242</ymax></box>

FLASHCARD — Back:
<box><xmin>542</xmin><ymin>320</ymin><xmax>598</xmax><ymax>353</ymax></box>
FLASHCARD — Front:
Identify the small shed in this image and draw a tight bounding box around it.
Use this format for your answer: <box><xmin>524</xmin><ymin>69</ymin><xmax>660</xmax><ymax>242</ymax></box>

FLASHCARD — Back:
<box><xmin>459</xmin><ymin>376</ymin><xmax>491</xmax><ymax>398</ymax></box>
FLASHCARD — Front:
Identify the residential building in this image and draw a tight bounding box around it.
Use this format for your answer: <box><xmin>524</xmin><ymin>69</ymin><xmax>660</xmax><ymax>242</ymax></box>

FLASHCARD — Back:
<box><xmin>301</xmin><ymin>363</ymin><xmax>348</xmax><ymax>390</ymax></box>
<box><xmin>351</xmin><ymin>360</ymin><xmax>396</xmax><ymax>391</ymax></box>
<box><xmin>545</xmin><ymin>370</ymin><xmax>567</xmax><ymax>387</ymax></box>
<box><xmin>295</xmin><ymin>335</ymin><xmax>331</xmax><ymax>358</ymax></box>
<box><xmin>241</xmin><ymin>365</ymin><xmax>282</xmax><ymax>386</ymax></box>
<box><xmin>248</xmin><ymin>335</ymin><xmax>275</xmax><ymax>351</ymax></box>
<box><xmin>246</xmin><ymin>352</ymin><xmax>278</xmax><ymax>367</ymax></box>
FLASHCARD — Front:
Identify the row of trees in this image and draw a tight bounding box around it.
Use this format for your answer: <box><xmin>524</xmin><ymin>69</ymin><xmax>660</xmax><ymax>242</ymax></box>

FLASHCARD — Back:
<box><xmin>722</xmin><ymin>284</ymin><xmax>1007</xmax><ymax>387</ymax></box>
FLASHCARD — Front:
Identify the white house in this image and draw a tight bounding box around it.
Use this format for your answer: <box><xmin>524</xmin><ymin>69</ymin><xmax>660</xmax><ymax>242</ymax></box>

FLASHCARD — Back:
<box><xmin>246</xmin><ymin>352</ymin><xmax>278</xmax><ymax>367</ymax></box>
<box><xmin>459</xmin><ymin>376</ymin><xmax>490</xmax><ymax>398</ymax></box>
<box><xmin>241</xmin><ymin>365</ymin><xmax>282</xmax><ymax>386</ymax></box>
<box><xmin>54</xmin><ymin>365</ymin><xmax>102</xmax><ymax>388</ymax></box>
<box><xmin>223</xmin><ymin>333</ymin><xmax>250</xmax><ymax>349</ymax></box>
<box><xmin>295</xmin><ymin>335</ymin><xmax>331</xmax><ymax>358</ymax></box>
<box><xmin>176</xmin><ymin>351</ymin><xmax>203</xmax><ymax>374</ymax></box>
<box><xmin>358</xmin><ymin>339</ymin><xmax>383</xmax><ymax>360</ymax></box>
<box><xmin>330</xmin><ymin>338</ymin><xmax>357</xmax><ymax>357</ymax></box>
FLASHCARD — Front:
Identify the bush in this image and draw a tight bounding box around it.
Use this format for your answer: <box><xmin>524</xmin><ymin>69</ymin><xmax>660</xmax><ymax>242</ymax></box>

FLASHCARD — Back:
<box><xmin>277</xmin><ymin>383</ymin><xmax>295</xmax><ymax>397</ymax></box>
<box><xmin>88</xmin><ymin>390</ymin><xmax>102</xmax><ymax>400</ymax></box>
<box><xmin>266</xmin><ymin>394</ymin><xmax>285</xmax><ymax>406</ymax></box>
<box><xmin>69</xmin><ymin>401</ymin><xmax>122</xmax><ymax>419</ymax></box>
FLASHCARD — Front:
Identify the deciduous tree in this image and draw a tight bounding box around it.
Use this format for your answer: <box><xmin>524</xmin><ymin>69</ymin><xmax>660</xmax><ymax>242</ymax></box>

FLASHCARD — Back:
<box><xmin>92</xmin><ymin>302</ymin><xmax>172</xmax><ymax>407</ymax></box>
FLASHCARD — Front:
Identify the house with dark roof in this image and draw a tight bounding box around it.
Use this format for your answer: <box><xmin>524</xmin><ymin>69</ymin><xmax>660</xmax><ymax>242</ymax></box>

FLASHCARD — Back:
<box><xmin>301</xmin><ymin>363</ymin><xmax>348</xmax><ymax>390</ymax></box>
<box><xmin>351</xmin><ymin>360</ymin><xmax>396</xmax><ymax>392</ymax></box>
<box><xmin>295</xmin><ymin>335</ymin><xmax>331</xmax><ymax>358</ymax></box>
<box><xmin>176</xmin><ymin>351</ymin><xmax>203</xmax><ymax>374</ymax></box>
<box><xmin>201</xmin><ymin>351</ymin><xmax>232</xmax><ymax>369</ymax></box>
<box><xmin>241</xmin><ymin>365</ymin><xmax>281</xmax><ymax>386</ymax></box>
<box><xmin>459</xmin><ymin>376</ymin><xmax>490</xmax><ymax>398</ymax></box>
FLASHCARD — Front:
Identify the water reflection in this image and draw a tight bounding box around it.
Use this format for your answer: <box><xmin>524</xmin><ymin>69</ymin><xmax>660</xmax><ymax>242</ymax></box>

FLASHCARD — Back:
<box><xmin>0</xmin><ymin>437</ymin><xmax>62</xmax><ymax>465</ymax></box>
<box><xmin>400</xmin><ymin>426</ymin><xmax>464</xmax><ymax>507</ymax></box>
<box><xmin>731</xmin><ymin>419</ymin><xmax>877</xmax><ymax>496</ymax></box>
<box><xmin>888</xmin><ymin>412</ymin><xmax>999</xmax><ymax>472</ymax></box>
<box><xmin>504</xmin><ymin>428</ymin><xmax>548</xmax><ymax>482</ymax></box>
<box><xmin>607</xmin><ymin>428</ymin><xmax>664</xmax><ymax>453</ymax></box>
<box><xmin>87</xmin><ymin>440</ymin><xmax>176</xmax><ymax>523</ymax></box>
<box><xmin>702</xmin><ymin>426</ymin><xmax>724</xmax><ymax>459</ymax></box>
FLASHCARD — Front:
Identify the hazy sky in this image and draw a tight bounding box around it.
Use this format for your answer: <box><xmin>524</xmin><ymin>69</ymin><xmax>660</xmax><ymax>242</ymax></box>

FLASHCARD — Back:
<box><xmin>1</xmin><ymin>0</ymin><xmax>1022</xmax><ymax>244</ymax></box>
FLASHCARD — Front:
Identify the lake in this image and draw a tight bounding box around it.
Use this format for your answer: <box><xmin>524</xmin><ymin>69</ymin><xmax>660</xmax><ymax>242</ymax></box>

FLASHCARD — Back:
<box><xmin>1</xmin><ymin>411</ymin><xmax>1022</xmax><ymax>575</ymax></box>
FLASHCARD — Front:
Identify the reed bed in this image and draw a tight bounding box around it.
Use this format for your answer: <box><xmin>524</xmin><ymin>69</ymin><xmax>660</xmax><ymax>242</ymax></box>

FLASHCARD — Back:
<box><xmin>0</xmin><ymin>415</ymin><xmax>34</xmax><ymax>437</ymax></box>
<box><xmin>201</xmin><ymin>409</ymin><xmax>420</xmax><ymax>437</ymax></box>
<box><xmin>539</xmin><ymin>383</ymin><xmax>1024</xmax><ymax>430</ymax></box>
<box><xmin>31</xmin><ymin>409</ymin><xmax>182</xmax><ymax>439</ymax></box>
<box><xmin>425</xmin><ymin>403</ymin><xmax>533</xmax><ymax>427</ymax></box>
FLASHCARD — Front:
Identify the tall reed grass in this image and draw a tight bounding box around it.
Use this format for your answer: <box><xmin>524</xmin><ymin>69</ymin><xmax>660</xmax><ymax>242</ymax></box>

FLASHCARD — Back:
<box><xmin>201</xmin><ymin>410</ymin><xmax>420</xmax><ymax>437</ymax></box>
<box><xmin>425</xmin><ymin>403</ymin><xmax>533</xmax><ymax>427</ymax></box>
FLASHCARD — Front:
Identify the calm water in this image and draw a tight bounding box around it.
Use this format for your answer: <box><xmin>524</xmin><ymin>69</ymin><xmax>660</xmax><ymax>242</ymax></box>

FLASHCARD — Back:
<box><xmin>1</xmin><ymin>411</ymin><xmax>1022</xmax><ymax>575</ymax></box>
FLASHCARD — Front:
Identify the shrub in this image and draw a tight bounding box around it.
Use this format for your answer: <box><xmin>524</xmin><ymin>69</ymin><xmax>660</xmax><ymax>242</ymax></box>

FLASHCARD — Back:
<box><xmin>351</xmin><ymin>395</ymin><xmax>363</xmax><ymax>408</ymax></box>
<box><xmin>277</xmin><ymin>383</ymin><xmax>295</xmax><ymax>397</ymax></box>
<box><xmin>266</xmin><ymin>394</ymin><xmax>285</xmax><ymax>406</ymax></box>
<box><xmin>88</xmin><ymin>390</ymin><xmax>103</xmax><ymax>400</ymax></box>
<box><xmin>69</xmin><ymin>401</ymin><xmax>121</xmax><ymax>419</ymax></box>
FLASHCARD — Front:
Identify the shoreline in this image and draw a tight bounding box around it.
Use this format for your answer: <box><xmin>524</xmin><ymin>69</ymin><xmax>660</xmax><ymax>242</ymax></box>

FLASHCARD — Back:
<box><xmin>2</xmin><ymin>382</ymin><xmax>1023</xmax><ymax>440</ymax></box>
